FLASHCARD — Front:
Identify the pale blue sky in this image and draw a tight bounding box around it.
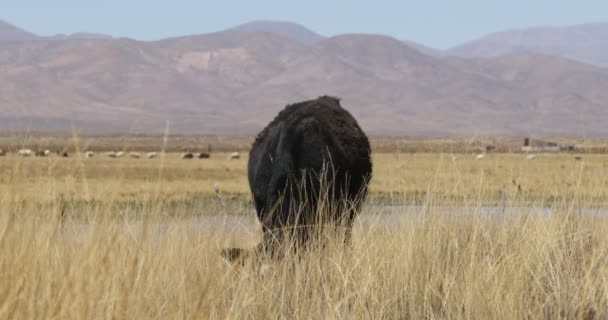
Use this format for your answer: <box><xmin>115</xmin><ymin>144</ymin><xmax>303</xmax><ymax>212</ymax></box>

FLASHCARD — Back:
<box><xmin>2</xmin><ymin>0</ymin><xmax>607</xmax><ymax>49</ymax></box>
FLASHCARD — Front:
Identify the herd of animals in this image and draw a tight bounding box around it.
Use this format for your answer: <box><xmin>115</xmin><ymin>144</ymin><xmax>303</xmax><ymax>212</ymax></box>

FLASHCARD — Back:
<box><xmin>0</xmin><ymin>148</ymin><xmax>241</xmax><ymax>160</ymax></box>
<box><xmin>0</xmin><ymin>96</ymin><xmax>373</xmax><ymax>261</ymax></box>
<box><xmin>1</xmin><ymin>96</ymin><xmax>375</xmax><ymax>261</ymax></box>
<box><xmin>0</xmin><ymin>96</ymin><xmax>575</xmax><ymax>263</ymax></box>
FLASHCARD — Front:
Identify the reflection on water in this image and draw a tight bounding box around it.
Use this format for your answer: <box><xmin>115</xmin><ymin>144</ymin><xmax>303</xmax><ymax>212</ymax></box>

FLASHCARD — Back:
<box><xmin>360</xmin><ymin>204</ymin><xmax>608</xmax><ymax>227</ymax></box>
<box><xmin>60</xmin><ymin>203</ymin><xmax>608</xmax><ymax>243</ymax></box>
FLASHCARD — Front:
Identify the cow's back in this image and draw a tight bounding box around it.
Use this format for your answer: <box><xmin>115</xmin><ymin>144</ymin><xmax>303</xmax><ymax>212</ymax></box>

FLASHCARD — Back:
<box><xmin>248</xmin><ymin>96</ymin><xmax>372</xmax><ymax>233</ymax></box>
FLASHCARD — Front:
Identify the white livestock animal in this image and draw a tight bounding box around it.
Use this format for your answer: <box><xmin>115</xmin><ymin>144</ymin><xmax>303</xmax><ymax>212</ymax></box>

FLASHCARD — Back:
<box><xmin>228</xmin><ymin>152</ymin><xmax>240</xmax><ymax>160</ymax></box>
<box><xmin>18</xmin><ymin>149</ymin><xmax>33</xmax><ymax>157</ymax></box>
<box><xmin>475</xmin><ymin>154</ymin><xmax>486</xmax><ymax>160</ymax></box>
<box><xmin>44</xmin><ymin>149</ymin><xmax>51</xmax><ymax>156</ymax></box>
<box><xmin>129</xmin><ymin>152</ymin><xmax>141</xmax><ymax>159</ymax></box>
<box><xmin>146</xmin><ymin>152</ymin><xmax>158</xmax><ymax>159</ymax></box>
<box><xmin>84</xmin><ymin>151</ymin><xmax>94</xmax><ymax>158</ymax></box>
<box><xmin>108</xmin><ymin>151</ymin><xmax>118</xmax><ymax>158</ymax></box>
<box><xmin>115</xmin><ymin>151</ymin><xmax>125</xmax><ymax>158</ymax></box>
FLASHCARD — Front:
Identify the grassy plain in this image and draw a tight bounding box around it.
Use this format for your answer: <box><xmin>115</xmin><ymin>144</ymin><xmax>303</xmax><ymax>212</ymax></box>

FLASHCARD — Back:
<box><xmin>1</xmin><ymin>147</ymin><xmax>608</xmax><ymax>318</ymax></box>
<box><xmin>1</xmin><ymin>151</ymin><xmax>607</xmax><ymax>204</ymax></box>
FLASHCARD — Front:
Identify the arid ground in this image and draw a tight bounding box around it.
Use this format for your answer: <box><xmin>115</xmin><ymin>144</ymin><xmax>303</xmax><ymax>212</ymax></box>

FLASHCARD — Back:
<box><xmin>1</xmin><ymin>135</ymin><xmax>608</xmax><ymax>318</ymax></box>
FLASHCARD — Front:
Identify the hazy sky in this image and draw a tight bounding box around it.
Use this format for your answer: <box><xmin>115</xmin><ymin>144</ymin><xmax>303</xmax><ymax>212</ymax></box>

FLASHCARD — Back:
<box><xmin>2</xmin><ymin>0</ymin><xmax>607</xmax><ymax>49</ymax></box>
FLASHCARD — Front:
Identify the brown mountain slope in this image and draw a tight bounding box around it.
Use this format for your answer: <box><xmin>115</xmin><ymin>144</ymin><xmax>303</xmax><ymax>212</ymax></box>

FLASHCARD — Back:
<box><xmin>447</xmin><ymin>23</ymin><xmax>608</xmax><ymax>68</ymax></box>
<box><xmin>1</xmin><ymin>30</ymin><xmax>608</xmax><ymax>136</ymax></box>
<box><xmin>228</xmin><ymin>20</ymin><xmax>325</xmax><ymax>44</ymax></box>
<box><xmin>0</xmin><ymin>20</ymin><xmax>39</xmax><ymax>43</ymax></box>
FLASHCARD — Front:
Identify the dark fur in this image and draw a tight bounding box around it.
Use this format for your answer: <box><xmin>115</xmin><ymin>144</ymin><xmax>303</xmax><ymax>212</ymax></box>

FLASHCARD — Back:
<box><xmin>225</xmin><ymin>96</ymin><xmax>372</xmax><ymax>260</ymax></box>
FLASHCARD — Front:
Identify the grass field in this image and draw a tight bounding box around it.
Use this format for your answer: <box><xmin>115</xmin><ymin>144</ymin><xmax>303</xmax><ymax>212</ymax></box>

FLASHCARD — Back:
<box><xmin>1</xmin><ymin>151</ymin><xmax>607</xmax><ymax>204</ymax></box>
<box><xmin>1</xmin><ymin>149</ymin><xmax>608</xmax><ymax>318</ymax></box>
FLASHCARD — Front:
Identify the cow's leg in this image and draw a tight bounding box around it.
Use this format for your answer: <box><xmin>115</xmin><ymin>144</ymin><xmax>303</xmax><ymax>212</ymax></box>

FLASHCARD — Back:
<box><xmin>258</xmin><ymin>226</ymin><xmax>284</xmax><ymax>257</ymax></box>
<box><xmin>342</xmin><ymin>204</ymin><xmax>360</xmax><ymax>246</ymax></box>
<box><xmin>222</xmin><ymin>227</ymin><xmax>282</xmax><ymax>263</ymax></box>
<box><xmin>344</xmin><ymin>218</ymin><xmax>354</xmax><ymax>246</ymax></box>
<box><xmin>221</xmin><ymin>248</ymin><xmax>247</xmax><ymax>263</ymax></box>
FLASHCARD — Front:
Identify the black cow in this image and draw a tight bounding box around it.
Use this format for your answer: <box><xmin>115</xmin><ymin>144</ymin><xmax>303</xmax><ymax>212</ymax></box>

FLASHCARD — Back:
<box><xmin>226</xmin><ymin>96</ymin><xmax>372</xmax><ymax>260</ymax></box>
<box><xmin>197</xmin><ymin>152</ymin><xmax>210</xmax><ymax>159</ymax></box>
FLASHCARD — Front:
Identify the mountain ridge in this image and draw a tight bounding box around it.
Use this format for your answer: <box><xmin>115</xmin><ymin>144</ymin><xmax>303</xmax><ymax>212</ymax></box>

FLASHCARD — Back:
<box><xmin>1</xmin><ymin>19</ymin><xmax>608</xmax><ymax>136</ymax></box>
<box><xmin>447</xmin><ymin>22</ymin><xmax>608</xmax><ymax>67</ymax></box>
<box><xmin>0</xmin><ymin>20</ymin><xmax>39</xmax><ymax>43</ymax></box>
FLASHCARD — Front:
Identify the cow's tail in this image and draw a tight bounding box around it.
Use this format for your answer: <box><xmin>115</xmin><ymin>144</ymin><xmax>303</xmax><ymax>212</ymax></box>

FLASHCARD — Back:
<box><xmin>268</xmin><ymin>123</ymin><xmax>296</xmax><ymax>211</ymax></box>
<box><xmin>262</xmin><ymin>122</ymin><xmax>297</xmax><ymax>246</ymax></box>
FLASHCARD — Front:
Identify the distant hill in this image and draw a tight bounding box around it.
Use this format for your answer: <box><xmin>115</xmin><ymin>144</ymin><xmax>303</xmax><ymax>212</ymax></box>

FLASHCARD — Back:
<box><xmin>1</xmin><ymin>19</ymin><xmax>112</xmax><ymax>43</ymax></box>
<box><xmin>0</xmin><ymin>20</ymin><xmax>39</xmax><ymax>43</ymax></box>
<box><xmin>228</xmin><ymin>20</ymin><xmax>325</xmax><ymax>44</ymax></box>
<box><xmin>447</xmin><ymin>23</ymin><xmax>608</xmax><ymax>67</ymax></box>
<box><xmin>1</xmin><ymin>20</ymin><xmax>608</xmax><ymax>136</ymax></box>
<box><xmin>402</xmin><ymin>40</ymin><xmax>442</xmax><ymax>56</ymax></box>
<box><xmin>48</xmin><ymin>32</ymin><xmax>112</xmax><ymax>41</ymax></box>
<box><xmin>227</xmin><ymin>20</ymin><xmax>444</xmax><ymax>57</ymax></box>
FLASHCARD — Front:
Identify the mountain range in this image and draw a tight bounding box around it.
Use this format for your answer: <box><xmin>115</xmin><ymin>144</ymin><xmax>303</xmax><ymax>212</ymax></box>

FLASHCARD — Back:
<box><xmin>447</xmin><ymin>23</ymin><xmax>608</xmax><ymax>68</ymax></box>
<box><xmin>1</xmin><ymin>19</ymin><xmax>607</xmax><ymax>136</ymax></box>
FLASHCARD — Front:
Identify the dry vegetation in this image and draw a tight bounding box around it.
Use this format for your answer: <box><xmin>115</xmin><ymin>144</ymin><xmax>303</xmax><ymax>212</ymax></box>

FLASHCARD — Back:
<box><xmin>1</xmin><ymin>151</ymin><xmax>607</xmax><ymax>205</ymax></box>
<box><xmin>1</xmin><ymin>136</ymin><xmax>608</xmax><ymax>318</ymax></box>
<box><xmin>2</xmin><ymin>133</ymin><xmax>608</xmax><ymax>153</ymax></box>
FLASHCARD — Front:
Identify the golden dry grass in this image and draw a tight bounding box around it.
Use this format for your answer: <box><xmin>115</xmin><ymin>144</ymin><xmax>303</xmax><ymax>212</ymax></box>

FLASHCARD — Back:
<box><xmin>1</xmin><ymin>152</ymin><xmax>607</xmax><ymax>203</ymax></box>
<box><xmin>1</xmin><ymin>150</ymin><xmax>608</xmax><ymax>318</ymax></box>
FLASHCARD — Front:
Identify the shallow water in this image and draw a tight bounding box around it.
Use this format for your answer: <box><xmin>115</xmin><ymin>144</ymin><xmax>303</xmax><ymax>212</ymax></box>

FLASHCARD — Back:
<box><xmin>60</xmin><ymin>203</ymin><xmax>608</xmax><ymax>243</ymax></box>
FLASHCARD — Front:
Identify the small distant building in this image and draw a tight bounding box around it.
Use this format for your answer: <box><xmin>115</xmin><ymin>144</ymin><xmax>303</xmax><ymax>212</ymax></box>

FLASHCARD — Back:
<box><xmin>521</xmin><ymin>145</ymin><xmax>561</xmax><ymax>152</ymax></box>
<box><xmin>521</xmin><ymin>137</ymin><xmax>574</xmax><ymax>152</ymax></box>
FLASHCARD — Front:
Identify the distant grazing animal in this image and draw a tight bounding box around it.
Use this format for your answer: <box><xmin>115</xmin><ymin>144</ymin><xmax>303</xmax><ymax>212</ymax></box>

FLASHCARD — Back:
<box><xmin>228</xmin><ymin>152</ymin><xmax>240</xmax><ymax>160</ymax></box>
<box><xmin>18</xmin><ymin>149</ymin><xmax>33</xmax><ymax>157</ymax></box>
<box><xmin>147</xmin><ymin>152</ymin><xmax>158</xmax><ymax>159</ymax></box>
<box><xmin>115</xmin><ymin>151</ymin><xmax>125</xmax><ymax>158</ymax></box>
<box><xmin>475</xmin><ymin>154</ymin><xmax>486</xmax><ymax>160</ymax></box>
<box><xmin>59</xmin><ymin>151</ymin><xmax>69</xmax><ymax>158</ymax></box>
<box><xmin>197</xmin><ymin>152</ymin><xmax>210</xmax><ymax>159</ymax></box>
<box><xmin>224</xmin><ymin>96</ymin><xmax>372</xmax><ymax>261</ymax></box>
<box><xmin>574</xmin><ymin>156</ymin><xmax>583</xmax><ymax>161</ymax></box>
<box><xmin>84</xmin><ymin>151</ymin><xmax>94</xmax><ymax>158</ymax></box>
<box><xmin>44</xmin><ymin>150</ymin><xmax>51</xmax><ymax>156</ymax></box>
<box><xmin>35</xmin><ymin>150</ymin><xmax>47</xmax><ymax>157</ymax></box>
<box><xmin>0</xmin><ymin>149</ymin><xmax>5</xmax><ymax>156</ymax></box>
<box><xmin>129</xmin><ymin>152</ymin><xmax>141</xmax><ymax>159</ymax></box>
<box><xmin>181</xmin><ymin>152</ymin><xmax>194</xmax><ymax>159</ymax></box>
<box><xmin>108</xmin><ymin>151</ymin><xmax>118</xmax><ymax>158</ymax></box>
